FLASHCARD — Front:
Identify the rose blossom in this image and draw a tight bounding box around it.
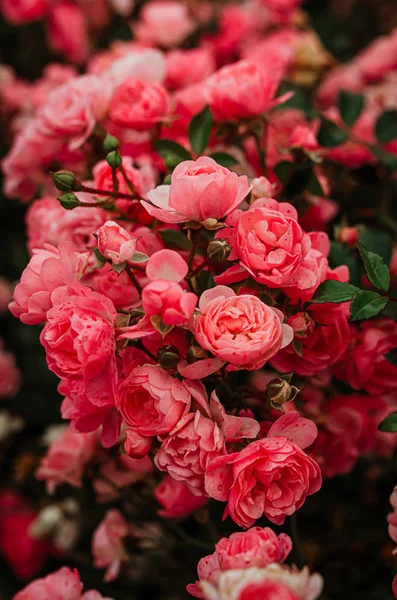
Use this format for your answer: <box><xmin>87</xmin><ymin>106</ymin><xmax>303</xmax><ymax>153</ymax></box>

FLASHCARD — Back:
<box><xmin>188</xmin><ymin>527</ymin><xmax>292</xmax><ymax>598</ymax></box>
<box><xmin>205</xmin><ymin>412</ymin><xmax>321</xmax><ymax>527</ymax></box>
<box><xmin>0</xmin><ymin>343</ymin><xmax>21</xmax><ymax>399</ymax></box>
<box><xmin>195</xmin><ymin>286</ymin><xmax>293</xmax><ymax>371</ymax></box>
<box><xmin>133</xmin><ymin>0</ymin><xmax>195</xmax><ymax>48</ymax></box>
<box><xmin>47</xmin><ymin>2</ymin><xmax>90</xmax><ymax>65</ymax></box>
<box><xmin>93</xmin><ymin>156</ymin><xmax>146</xmax><ymax>197</ymax></box>
<box><xmin>166</xmin><ymin>47</ymin><xmax>215</xmax><ymax>89</ymax></box>
<box><xmin>89</xmin><ymin>264</ymin><xmax>142</xmax><ymax>311</ymax></box>
<box><xmin>36</xmin><ymin>426</ymin><xmax>98</xmax><ymax>493</ymax></box>
<box><xmin>97</xmin><ymin>221</ymin><xmax>138</xmax><ymax>264</ymax></box>
<box><xmin>141</xmin><ymin>157</ymin><xmax>250</xmax><ymax>225</ymax></box>
<box><xmin>155</xmin><ymin>475</ymin><xmax>207</xmax><ymax>519</ymax></box>
<box><xmin>108</xmin><ymin>78</ymin><xmax>170</xmax><ymax>130</ymax></box>
<box><xmin>92</xmin><ymin>509</ymin><xmax>130</xmax><ymax>582</ymax></box>
<box><xmin>0</xmin><ymin>0</ymin><xmax>48</xmax><ymax>24</ymax></box>
<box><xmin>13</xmin><ymin>567</ymin><xmax>113</xmax><ymax>600</ymax></box>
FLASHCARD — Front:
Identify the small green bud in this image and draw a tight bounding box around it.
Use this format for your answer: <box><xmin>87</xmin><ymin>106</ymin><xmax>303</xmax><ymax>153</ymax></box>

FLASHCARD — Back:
<box><xmin>59</xmin><ymin>193</ymin><xmax>80</xmax><ymax>210</ymax></box>
<box><xmin>106</xmin><ymin>150</ymin><xmax>122</xmax><ymax>169</ymax></box>
<box><xmin>265</xmin><ymin>378</ymin><xmax>300</xmax><ymax>410</ymax></box>
<box><xmin>158</xmin><ymin>345</ymin><xmax>180</xmax><ymax>372</ymax></box>
<box><xmin>53</xmin><ymin>170</ymin><xmax>77</xmax><ymax>192</ymax></box>
<box><xmin>164</xmin><ymin>174</ymin><xmax>172</xmax><ymax>185</ymax></box>
<box><xmin>103</xmin><ymin>133</ymin><xmax>120</xmax><ymax>152</ymax></box>
<box><xmin>207</xmin><ymin>238</ymin><xmax>232</xmax><ymax>262</ymax></box>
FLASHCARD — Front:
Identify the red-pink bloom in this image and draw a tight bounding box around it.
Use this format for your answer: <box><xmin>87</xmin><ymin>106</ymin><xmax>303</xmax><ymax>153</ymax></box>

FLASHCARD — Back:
<box><xmin>195</xmin><ymin>286</ymin><xmax>293</xmax><ymax>371</ymax></box>
<box><xmin>271</xmin><ymin>302</ymin><xmax>351</xmax><ymax>377</ymax></box>
<box><xmin>13</xmin><ymin>567</ymin><xmax>112</xmax><ymax>600</ymax></box>
<box><xmin>93</xmin><ymin>156</ymin><xmax>147</xmax><ymax>198</ymax></box>
<box><xmin>205</xmin><ymin>412</ymin><xmax>321</xmax><ymax>527</ymax></box>
<box><xmin>0</xmin><ymin>0</ymin><xmax>48</xmax><ymax>24</ymax></box>
<box><xmin>97</xmin><ymin>221</ymin><xmax>138</xmax><ymax>264</ymax></box>
<box><xmin>109</xmin><ymin>78</ymin><xmax>170</xmax><ymax>131</ymax></box>
<box><xmin>92</xmin><ymin>509</ymin><xmax>130</xmax><ymax>582</ymax></box>
<box><xmin>388</xmin><ymin>486</ymin><xmax>397</xmax><ymax>552</ymax></box>
<box><xmin>0</xmin><ymin>343</ymin><xmax>21</xmax><ymax>398</ymax></box>
<box><xmin>133</xmin><ymin>0</ymin><xmax>195</xmax><ymax>48</ymax></box>
<box><xmin>36</xmin><ymin>426</ymin><xmax>98</xmax><ymax>493</ymax></box>
<box><xmin>250</xmin><ymin>177</ymin><xmax>274</xmax><ymax>200</ymax></box>
<box><xmin>334</xmin><ymin>318</ymin><xmax>397</xmax><ymax>394</ymax></box>
<box><xmin>155</xmin><ymin>475</ymin><xmax>207</xmax><ymax>519</ymax></box>
<box><xmin>124</xmin><ymin>429</ymin><xmax>153</xmax><ymax>458</ymax></box>
<box><xmin>9</xmin><ymin>243</ymin><xmax>87</xmax><ymax>325</ymax></box>
<box><xmin>166</xmin><ymin>47</ymin><xmax>215</xmax><ymax>89</ymax></box>
<box><xmin>47</xmin><ymin>2</ymin><xmax>90</xmax><ymax>64</ymax></box>
<box><xmin>93</xmin><ymin>455</ymin><xmax>152</xmax><ymax>503</ymax></box>
<box><xmin>89</xmin><ymin>264</ymin><xmax>143</xmax><ymax>311</ymax></box>
<box><xmin>142</xmin><ymin>157</ymin><xmax>250</xmax><ymax>225</ymax></box>
<box><xmin>188</xmin><ymin>527</ymin><xmax>292</xmax><ymax>598</ymax></box>
<box><xmin>205</xmin><ymin>59</ymin><xmax>288</xmax><ymax>122</ymax></box>
<box><xmin>289</xmin><ymin>125</ymin><xmax>318</xmax><ymax>151</ymax></box>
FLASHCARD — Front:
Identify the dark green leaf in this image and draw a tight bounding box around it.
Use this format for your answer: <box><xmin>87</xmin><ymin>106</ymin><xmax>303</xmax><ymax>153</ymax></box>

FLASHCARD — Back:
<box><xmin>155</xmin><ymin>139</ymin><xmax>192</xmax><ymax>169</ymax></box>
<box><xmin>359</xmin><ymin>228</ymin><xmax>392</xmax><ymax>264</ymax></box>
<box><xmin>385</xmin><ymin>348</ymin><xmax>397</xmax><ymax>367</ymax></box>
<box><xmin>159</xmin><ymin>229</ymin><xmax>192</xmax><ymax>251</ymax></box>
<box><xmin>317</xmin><ymin>118</ymin><xmax>348</xmax><ymax>148</ymax></box>
<box><xmin>283</xmin><ymin>162</ymin><xmax>314</xmax><ymax>198</ymax></box>
<box><xmin>274</xmin><ymin>161</ymin><xmax>293</xmax><ymax>183</ymax></box>
<box><xmin>328</xmin><ymin>241</ymin><xmax>361</xmax><ymax>287</ymax></box>
<box><xmin>197</xmin><ymin>270</ymin><xmax>216</xmax><ymax>294</ymax></box>
<box><xmin>274</xmin><ymin>83</ymin><xmax>314</xmax><ymax>116</ymax></box>
<box><xmin>309</xmin><ymin>280</ymin><xmax>359</xmax><ymax>304</ymax></box>
<box><xmin>308</xmin><ymin>171</ymin><xmax>324</xmax><ymax>196</ymax></box>
<box><xmin>349</xmin><ymin>290</ymin><xmax>388</xmax><ymax>321</ymax></box>
<box><xmin>375</xmin><ymin>110</ymin><xmax>397</xmax><ymax>143</ymax></box>
<box><xmin>378</xmin><ymin>411</ymin><xmax>397</xmax><ymax>432</ymax></box>
<box><xmin>209</xmin><ymin>152</ymin><xmax>238</xmax><ymax>167</ymax></box>
<box><xmin>357</xmin><ymin>243</ymin><xmax>390</xmax><ymax>292</ymax></box>
<box><xmin>383</xmin><ymin>301</ymin><xmax>397</xmax><ymax>321</ymax></box>
<box><xmin>370</xmin><ymin>146</ymin><xmax>397</xmax><ymax>171</ymax></box>
<box><xmin>337</xmin><ymin>90</ymin><xmax>364</xmax><ymax>127</ymax></box>
<box><xmin>188</xmin><ymin>106</ymin><xmax>213</xmax><ymax>155</ymax></box>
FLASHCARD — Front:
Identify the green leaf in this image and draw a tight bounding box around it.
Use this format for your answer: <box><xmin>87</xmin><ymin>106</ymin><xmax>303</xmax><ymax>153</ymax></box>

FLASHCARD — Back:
<box><xmin>359</xmin><ymin>228</ymin><xmax>392</xmax><ymax>264</ymax></box>
<box><xmin>188</xmin><ymin>106</ymin><xmax>213</xmax><ymax>155</ymax></box>
<box><xmin>385</xmin><ymin>348</ymin><xmax>397</xmax><ymax>366</ymax></box>
<box><xmin>130</xmin><ymin>251</ymin><xmax>149</xmax><ymax>263</ymax></box>
<box><xmin>274</xmin><ymin>161</ymin><xmax>293</xmax><ymax>183</ymax></box>
<box><xmin>375</xmin><ymin>110</ymin><xmax>397</xmax><ymax>143</ymax></box>
<box><xmin>378</xmin><ymin>411</ymin><xmax>397</xmax><ymax>432</ymax></box>
<box><xmin>337</xmin><ymin>90</ymin><xmax>364</xmax><ymax>127</ymax></box>
<box><xmin>328</xmin><ymin>241</ymin><xmax>361</xmax><ymax>287</ymax></box>
<box><xmin>308</xmin><ymin>171</ymin><xmax>324</xmax><ymax>196</ymax></box>
<box><xmin>370</xmin><ymin>146</ymin><xmax>397</xmax><ymax>171</ymax></box>
<box><xmin>349</xmin><ymin>290</ymin><xmax>388</xmax><ymax>321</ymax></box>
<box><xmin>309</xmin><ymin>280</ymin><xmax>359</xmax><ymax>304</ymax></box>
<box><xmin>274</xmin><ymin>83</ymin><xmax>314</xmax><ymax>116</ymax></box>
<box><xmin>155</xmin><ymin>139</ymin><xmax>192</xmax><ymax>169</ymax></box>
<box><xmin>209</xmin><ymin>152</ymin><xmax>238</xmax><ymax>167</ymax></box>
<box><xmin>317</xmin><ymin>118</ymin><xmax>348</xmax><ymax>148</ymax></box>
<box><xmin>158</xmin><ymin>229</ymin><xmax>192</xmax><ymax>251</ymax></box>
<box><xmin>383</xmin><ymin>301</ymin><xmax>397</xmax><ymax>321</ymax></box>
<box><xmin>113</xmin><ymin>261</ymin><xmax>126</xmax><ymax>274</ymax></box>
<box><xmin>357</xmin><ymin>243</ymin><xmax>390</xmax><ymax>292</ymax></box>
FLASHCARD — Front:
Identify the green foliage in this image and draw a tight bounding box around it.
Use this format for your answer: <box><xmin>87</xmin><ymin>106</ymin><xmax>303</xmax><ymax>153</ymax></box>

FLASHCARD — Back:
<box><xmin>310</xmin><ymin>280</ymin><xmax>359</xmax><ymax>304</ymax></box>
<box><xmin>357</xmin><ymin>243</ymin><xmax>390</xmax><ymax>292</ymax></box>
<box><xmin>188</xmin><ymin>106</ymin><xmax>213</xmax><ymax>155</ymax></box>
<box><xmin>155</xmin><ymin>139</ymin><xmax>192</xmax><ymax>169</ymax></box>
<box><xmin>375</xmin><ymin>110</ymin><xmax>397</xmax><ymax>143</ymax></box>
<box><xmin>337</xmin><ymin>90</ymin><xmax>364</xmax><ymax>127</ymax></box>
<box><xmin>349</xmin><ymin>290</ymin><xmax>388</xmax><ymax>321</ymax></box>
<box><xmin>317</xmin><ymin>118</ymin><xmax>348</xmax><ymax>147</ymax></box>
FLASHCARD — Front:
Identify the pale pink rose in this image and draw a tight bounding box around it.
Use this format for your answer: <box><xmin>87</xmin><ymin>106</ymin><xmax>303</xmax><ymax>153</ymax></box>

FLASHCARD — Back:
<box><xmin>40</xmin><ymin>282</ymin><xmax>117</xmax><ymax>410</ymax></box>
<box><xmin>0</xmin><ymin>343</ymin><xmax>21</xmax><ymax>399</ymax></box>
<box><xmin>93</xmin><ymin>156</ymin><xmax>145</xmax><ymax>197</ymax></box>
<box><xmin>166</xmin><ymin>47</ymin><xmax>215</xmax><ymax>89</ymax></box>
<box><xmin>205</xmin><ymin>59</ymin><xmax>288</xmax><ymax>122</ymax></box>
<box><xmin>117</xmin><ymin>364</ymin><xmax>192</xmax><ymax>438</ymax></box>
<box><xmin>0</xmin><ymin>0</ymin><xmax>48</xmax><ymax>24</ymax></box>
<box><xmin>195</xmin><ymin>286</ymin><xmax>292</xmax><ymax>371</ymax></box>
<box><xmin>188</xmin><ymin>527</ymin><xmax>292</xmax><ymax>598</ymax></box>
<box><xmin>205</xmin><ymin>412</ymin><xmax>321</xmax><ymax>527</ymax></box>
<box><xmin>93</xmin><ymin>455</ymin><xmax>152</xmax><ymax>503</ymax></box>
<box><xmin>13</xmin><ymin>567</ymin><xmax>113</xmax><ymax>600</ymax></box>
<box><xmin>198</xmin><ymin>564</ymin><xmax>323</xmax><ymax>600</ymax></box>
<box><xmin>155</xmin><ymin>390</ymin><xmax>259</xmax><ymax>495</ymax></box>
<box><xmin>47</xmin><ymin>2</ymin><xmax>90</xmax><ymax>64</ymax></box>
<box><xmin>109</xmin><ymin>78</ymin><xmax>170</xmax><ymax>131</ymax></box>
<box><xmin>142</xmin><ymin>157</ymin><xmax>250</xmax><ymax>225</ymax></box>
<box><xmin>92</xmin><ymin>509</ymin><xmax>130</xmax><ymax>582</ymax></box>
<box><xmin>133</xmin><ymin>0</ymin><xmax>195</xmax><ymax>48</ymax></box>
<box><xmin>36</xmin><ymin>426</ymin><xmax>98</xmax><ymax>493</ymax></box>
<box><xmin>26</xmin><ymin>197</ymin><xmax>108</xmax><ymax>253</ymax></box>
<box><xmin>334</xmin><ymin>318</ymin><xmax>397</xmax><ymax>394</ymax></box>
<box><xmin>388</xmin><ymin>487</ymin><xmax>397</xmax><ymax>551</ymax></box>
<box><xmin>271</xmin><ymin>302</ymin><xmax>350</xmax><ymax>377</ymax></box>
<box><xmin>155</xmin><ymin>475</ymin><xmax>207</xmax><ymax>519</ymax></box>
<box><xmin>234</xmin><ymin>198</ymin><xmax>312</xmax><ymax>288</ymax></box>
<box><xmin>9</xmin><ymin>243</ymin><xmax>87</xmax><ymax>325</ymax></box>
<box><xmin>97</xmin><ymin>221</ymin><xmax>138</xmax><ymax>264</ymax></box>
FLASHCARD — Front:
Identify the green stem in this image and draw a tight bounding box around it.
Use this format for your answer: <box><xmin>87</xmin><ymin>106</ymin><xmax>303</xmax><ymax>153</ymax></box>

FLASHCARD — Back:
<box><xmin>124</xmin><ymin>264</ymin><xmax>143</xmax><ymax>295</ymax></box>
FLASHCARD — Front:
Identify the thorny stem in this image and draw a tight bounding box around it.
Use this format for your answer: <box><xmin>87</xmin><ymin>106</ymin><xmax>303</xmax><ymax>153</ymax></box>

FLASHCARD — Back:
<box><xmin>124</xmin><ymin>264</ymin><xmax>143</xmax><ymax>295</ymax></box>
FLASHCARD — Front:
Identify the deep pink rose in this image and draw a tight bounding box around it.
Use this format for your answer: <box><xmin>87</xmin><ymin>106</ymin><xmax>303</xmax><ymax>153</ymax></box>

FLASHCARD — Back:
<box><xmin>92</xmin><ymin>509</ymin><xmax>130</xmax><ymax>582</ymax></box>
<box><xmin>47</xmin><ymin>2</ymin><xmax>90</xmax><ymax>64</ymax></box>
<box><xmin>334</xmin><ymin>318</ymin><xmax>397</xmax><ymax>394</ymax></box>
<box><xmin>0</xmin><ymin>0</ymin><xmax>48</xmax><ymax>24</ymax></box>
<box><xmin>109</xmin><ymin>78</ymin><xmax>170</xmax><ymax>130</ymax></box>
<box><xmin>36</xmin><ymin>426</ymin><xmax>98</xmax><ymax>493</ymax></box>
<box><xmin>97</xmin><ymin>221</ymin><xmax>138</xmax><ymax>264</ymax></box>
<box><xmin>9</xmin><ymin>243</ymin><xmax>87</xmax><ymax>325</ymax></box>
<box><xmin>195</xmin><ymin>286</ymin><xmax>292</xmax><ymax>371</ymax></box>
<box><xmin>188</xmin><ymin>527</ymin><xmax>292</xmax><ymax>598</ymax></box>
<box><xmin>89</xmin><ymin>264</ymin><xmax>143</xmax><ymax>311</ymax></box>
<box><xmin>271</xmin><ymin>302</ymin><xmax>351</xmax><ymax>377</ymax></box>
<box><xmin>142</xmin><ymin>157</ymin><xmax>250</xmax><ymax>225</ymax></box>
<box><xmin>155</xmin><ymin>475</ymin><xmax>207</xmax><ymax>519</ymax></box>
<box><xmin>166</xmin><ymin>47</ymin><xmax>215</xmax><ymax>89</ymax></box>
<box><xmin>133</xmin><ymin>0</ymin><xmax>195</xmax><ymax>48</ymax></box>
<box><xmin>13</xmin><ymin>567</ymin><xmax>112</xmax><ymax>600</ymax></box>
<box><xmin>93</xmin><ymin>156</ymin><xmax>146</xmax><ymax>197</ymax></box>
<box><xmin>205</xmin><ymin>413</ymin><xmax>321</xmax><ymax>527</ymax></box>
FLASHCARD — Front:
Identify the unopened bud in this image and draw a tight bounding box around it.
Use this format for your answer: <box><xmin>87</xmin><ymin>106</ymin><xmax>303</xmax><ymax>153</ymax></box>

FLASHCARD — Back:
<box><xmin>158</xmin><ymin>345</ymin><xmax>180</xmax><ymax>372</ymax></box>
<box><xmin>186</xmin><ymin>344</ymin><xmax>209</xmax><ymax>364</ymax></box>
<box><xmin>106</xmin><ymin>150</ymin><xmax>122</xmax><ymax>169</ymax></box>
<box><xmin>53</xmin><ymin>170</ymin><xmax>79</xmax><ymax>192</ymax></box>
<box><xmin>207</xmin><ymin>238</ymin><xmax>232</xmax><ymax>262</ymax></box>
<box><xmin>59</xmin><ymin>193</ymin><xmax>80</xmax><ymax>210</ymax></box>
<box><xmin>250</xmin><ymin>176</ymin><xmax>274</xmax><ymax>200</ymax></box>
<box><xmin>288</xmin><ymin>312</ymin><xmax>315</xmax><ymax>340</ymax></box>
<box><xmin>265</xmin><ymin>378</ymin><xmax>300</xmax><ymax>410</ymax></box>
<box><xmin>124</xmin><ymin>429</ymin><xmax>152</xmax><ymax>458</ymax></box>
<box><xmin>336</xmin><ymin>226</ymin><xmax>359</xmax><ymax>247</ymax></box>
<box><xmin>103</xmin><ymin>133</ymin><xmax>120</xmax><ymax>152</ymax></box>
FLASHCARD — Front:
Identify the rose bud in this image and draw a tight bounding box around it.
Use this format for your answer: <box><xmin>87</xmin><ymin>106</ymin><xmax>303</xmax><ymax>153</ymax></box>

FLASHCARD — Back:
<box><xmin>250</xmin><ymin>176</ymin><xmax>274</xmax><ymax>200</ymax></box>
<box><xmin>207</xmin><ymin>239</ymin><xmax>232</xmax><ymax>262</ymax></box>
<box><xmin>336</xmin><ymin>226</ymin><xmax>359</xmax><ymax>247</ymax></box>
<box><xmin>59</xmin><ymin>192</ymin><xmax>80</xmax><ymax>210</ymax></box>
<box><xmin>124</xmin><ymin>429</ymin><xmax>152</xmax><ymax>458</ymax></box>
<box><xmin>158</xmin><ymin>345</ymin><xmax>180</xmax><ymax>372</ymax></box>
<box><xmin>288</xmin><ymin>312</ymin><xmax>315</xmax><ymax>340</ymax></box>
<box><xmin>52</xmin><ymin>170</ymin><xmax>79</xmax><ymax>192</ymax></box>
<box><xmin>97</xmin><ymin>221</ymin><xmax>137</xmax><ymax>265</ymax></box>
<box><xmin>265</xmin><ymin>378</ymin><xmax>300</xmax><ymax>409</ymax></box>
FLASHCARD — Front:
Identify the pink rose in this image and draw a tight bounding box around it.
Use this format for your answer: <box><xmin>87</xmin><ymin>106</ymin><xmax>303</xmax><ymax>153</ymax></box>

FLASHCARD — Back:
<box><xmin>188</xmin><ymin>527</ymin><xmax>292</xmax><ymax>598</ymax></box>
<box><xmin>205</xmin><ymin>59</ymin><xmax>288</xmax><ymax>121</ymax></box>
<box><xmin>133</xmin><ymin>0</ymin><xmax>195</xmax><ymax>48</ymax></box>
<box><xmin>36</xmin><ymin>426</ymin><xmax>98</xmax><ymax>493</ymax></box>
<box><xmin>89</xmin><ymin>264</ymin><xmax>142</xmax><ymax>311</ymax></box>
<box><xmin>97</xmin><ymin>221</ymin><xmax>138</xmax><ymax>264</ymax></box>
<box><xmin>166</xmin><ymin>47</ymin><xmax>215</xmax><ymax>89</ymax></box>
<box><xmin>271</xmin><ymin>302</ymin><xmax>351</xmax><ymax>377</ymax></box>
<box><xmin>205</xmin><ymin>412</ymin><xmax>321</xmax><ymax>527</ymax></box>
<box><xmin>0</xmin><ymin>0</ymin><xmax>48</xmax><ymax>24</ymax></box>
<box><xmin>93</xmin><ymin>455</ymin><xmax>152</xmax><ymax>503</ymax></box>
<box><xmin>9</xmin><ymin>243</ymin><xmax>87</xmax><ymax>325</ymax></box>
<box><xmin>13</xmin><ymin>567</ymin><xmax>112</xmax><ymax>600</ymax></box>
<box><xmin>155</xmin><ymin>475</ymin><xmax>207</xmax><ymax>519</ymax></box>
<box><xmin>388</xmin><ymin>486</ymin><xmax>397</xmax><ymax>551</ymax></box>
<box><xmin>0</xmin><ymin>343</ymin><xmax>21</xmax><ymax>398</ymax></box>
<box><xmin>142</xmin><ymin>157</ymin><xmax>250</xmax><ymax>225</ymax></box>
<box><xmin>92</xmin><ymin>509</ymin><xmax>130</xmax><ymax>582</ymax></box>
<box><xmin>124</xmin><ymin>429</ymin><xmax>153</xmax><ymax>458</ymax></box>
<box><xmin>109</xmin><ymin>78</ymin><xmax>170</xmax><ymax>130</ymax></box>
<box><xmin>195</xmin><ymin>286</ymin><xmax>292</xmax><ymax>371</ymax></box>
<box><xmin>93</xmin><ymin>156</ymin><xmax>145</xmax><ymax>197</ymax></box>
<box><xmin>47</xmin><ymin>2</ymin><xmax>90</xmax><ymax>64</ymax></box>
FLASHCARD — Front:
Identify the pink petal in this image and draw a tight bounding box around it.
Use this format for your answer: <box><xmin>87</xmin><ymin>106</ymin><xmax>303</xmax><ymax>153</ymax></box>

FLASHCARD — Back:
<box><xmin>268</xmin><ymin>411</ymin><xmax>318</xmax><ymax>450</ymax></box>
<box><xmin>140</xmin><ymin>200</ymin><xmax>186</xmax><ymax>224</ymax></box>
<box><xmin>177</xmin><ymin>357</ymin><xmax>225</xmax><ymax>379</ymax></box>
<box><xmin>281</xmin><ymin>323</ymin><xmax>294</xmax><ymax>349</ymax></box>
<box><xmin>214</xmin><ymin>264</ymin><xmax>249</xmax><ymax>285</ymax></box>
<box><xmin>198</xmin><ymin>285</ymin><xmax>235</xmax><ymax>311</ymax></box>
<box><xmin>309</xmin><ymin>231</ymin><xmax>330</xmax><ymax>256</ymax></box>
<box><xmin>146</xmin><ymin>249</ymin><xmax>188</xmax><ymax>282</ymax></box>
